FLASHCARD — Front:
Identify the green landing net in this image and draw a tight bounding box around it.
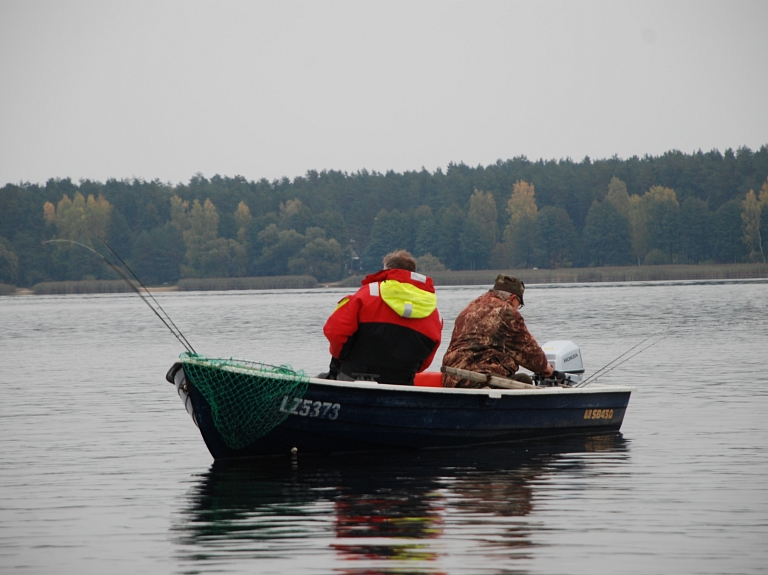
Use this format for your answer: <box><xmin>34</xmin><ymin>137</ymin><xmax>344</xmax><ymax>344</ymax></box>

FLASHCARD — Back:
<box><xmin>179</xmin><ymin>352</ymin><xmax>310</xmax><ymax>450</ymax></box>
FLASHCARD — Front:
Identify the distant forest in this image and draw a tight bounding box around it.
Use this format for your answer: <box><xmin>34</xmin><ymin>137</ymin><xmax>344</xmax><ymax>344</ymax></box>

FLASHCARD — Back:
<box><xmin>1</xmin><ymin>147</ymin><xmax>767</xmax><ymax>287</ymax></box>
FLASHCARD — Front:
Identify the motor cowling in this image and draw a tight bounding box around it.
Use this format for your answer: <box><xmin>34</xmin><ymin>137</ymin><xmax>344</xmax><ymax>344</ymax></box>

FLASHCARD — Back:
<box><xmin>541</xmin><ymin>340</ymin><xmax>584</xmax><ymax>384</ymax></box>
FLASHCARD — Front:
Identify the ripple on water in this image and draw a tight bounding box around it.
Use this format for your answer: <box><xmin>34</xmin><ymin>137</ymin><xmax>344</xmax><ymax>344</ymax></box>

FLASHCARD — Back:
<box><xmin>1</xmin><ymin>281</ymin><xmax>767</xmax><ymax>574</ymax></box>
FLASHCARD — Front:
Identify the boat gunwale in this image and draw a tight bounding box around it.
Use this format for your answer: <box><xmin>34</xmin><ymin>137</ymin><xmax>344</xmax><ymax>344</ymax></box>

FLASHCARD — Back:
<box><xmin>176</xmin><ymin>358</ymin><xmax>635</xmax><ymax>396</ymax></box>
<box><xmin>304</xmin><ymin>377</ymin><xmax>635</xmax><ymax>396</ymax></box>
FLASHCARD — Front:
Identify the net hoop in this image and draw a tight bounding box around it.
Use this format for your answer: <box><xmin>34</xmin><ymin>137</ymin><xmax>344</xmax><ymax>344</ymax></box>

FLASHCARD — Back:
<box><xmin>179</xmin><ymin>352</ymin><xmax>310</xmax><ymax>449</ymax></box>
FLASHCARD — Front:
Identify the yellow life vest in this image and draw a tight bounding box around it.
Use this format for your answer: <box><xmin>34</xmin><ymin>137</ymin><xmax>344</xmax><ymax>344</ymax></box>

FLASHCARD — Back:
<box><xmin>377</xmin><ymin>279</ymin><xmax>437</xmax><ymax>319</ymax></box>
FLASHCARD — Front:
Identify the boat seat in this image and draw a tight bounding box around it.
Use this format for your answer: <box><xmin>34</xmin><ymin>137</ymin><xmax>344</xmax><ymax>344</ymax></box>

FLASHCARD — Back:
<box><xmin>414</xmin><ymin>371</ymin><xmax>443</xmax><ymax>387</ymax></box>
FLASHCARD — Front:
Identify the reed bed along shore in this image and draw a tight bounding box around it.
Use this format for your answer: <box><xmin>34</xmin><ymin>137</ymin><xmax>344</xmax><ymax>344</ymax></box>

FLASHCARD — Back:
<box><xmin>31</xmin><ymin>280</ymin><xmax>135</xmax><ymax>295</ymax></box>
<box><xmin>4</xmin><ymin>264</ymin><xmax>767</xmax><ymax>295</ymax></box>
<box><xmin>176</xmin><ymin>275</ymin><xmax>317</xmax><ymax>291</ymax></box>
<box><xmin>428</xmin><ymin>263</ymin><xmax>768</xmax><ymax>286</ymax></box>
<box><xmin>341</xmin><ymin>263</ymin><xmax>768</xmax><ymax>288</ymax></box>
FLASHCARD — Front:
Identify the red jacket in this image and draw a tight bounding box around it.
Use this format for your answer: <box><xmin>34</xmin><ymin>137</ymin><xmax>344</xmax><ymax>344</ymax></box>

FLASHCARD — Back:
<box><xmin>323</xmin><ymin>269</ymin><xmax>443</xmax><ymax>384</ymax></box>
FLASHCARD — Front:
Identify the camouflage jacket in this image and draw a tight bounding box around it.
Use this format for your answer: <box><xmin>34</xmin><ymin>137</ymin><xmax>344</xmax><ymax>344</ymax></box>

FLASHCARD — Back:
<box><xmin>441</xmin><ymin>290</ymin><xmax>549</xmax><ymax>388</ymax></box>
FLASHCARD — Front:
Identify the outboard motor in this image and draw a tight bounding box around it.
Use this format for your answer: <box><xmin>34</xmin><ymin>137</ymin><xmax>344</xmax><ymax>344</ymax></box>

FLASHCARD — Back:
<box><xmin>539</xmin><ymin>340</ymin><xmax>584</xmax><ymax>385</ymax></box>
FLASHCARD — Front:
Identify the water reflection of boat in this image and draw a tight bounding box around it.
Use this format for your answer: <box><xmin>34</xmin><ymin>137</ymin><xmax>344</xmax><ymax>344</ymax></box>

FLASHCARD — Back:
<box><xmin>173</xmin><ymin>435</ymin><xmax>628</xmax><ymax>572</ymax></box>
<box><xmin>167</xmin><ymin>354</ymin><xmax>632</xmax><ymax>460</ymax></box>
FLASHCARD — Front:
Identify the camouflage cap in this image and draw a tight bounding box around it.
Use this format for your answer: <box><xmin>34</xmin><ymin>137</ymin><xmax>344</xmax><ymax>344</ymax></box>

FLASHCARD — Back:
<box><xmin>493</xmin><ymin>274</ymin><xmax>525</xmax><ymax>306</ymax></box>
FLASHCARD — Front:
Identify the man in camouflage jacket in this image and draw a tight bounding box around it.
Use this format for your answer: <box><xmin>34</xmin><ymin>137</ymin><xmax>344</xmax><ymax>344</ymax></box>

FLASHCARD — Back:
<box><xmin>442</xmin><ymin>274</ymin><xmax>554</xmax><ymax>388</ymax></box>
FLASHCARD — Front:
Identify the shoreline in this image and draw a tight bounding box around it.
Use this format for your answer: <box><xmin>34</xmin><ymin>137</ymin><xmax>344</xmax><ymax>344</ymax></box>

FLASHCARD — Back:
<box><xmin>4</xmin><ymin>263</ymin><xmax>768</xmax><ymax>295</ymax></box>
<box><xmin>7</xmin><ymin>285</ymin><xmax>181</xmax><ymax>296</ymax></box>
<box><xmin>428</xmin><ymin>263</ymin><xmax>768</xmax><ymax>286</ymax></box>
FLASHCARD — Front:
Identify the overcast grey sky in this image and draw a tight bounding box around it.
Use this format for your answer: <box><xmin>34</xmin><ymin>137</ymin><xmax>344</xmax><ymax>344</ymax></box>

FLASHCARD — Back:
<box><xmin>1</xmin><ymin>0</ymin><xmax>766</xmax><ymax>187</ymax></box>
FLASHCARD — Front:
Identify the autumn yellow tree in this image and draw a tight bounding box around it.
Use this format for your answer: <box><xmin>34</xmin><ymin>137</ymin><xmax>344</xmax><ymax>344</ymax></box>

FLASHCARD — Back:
<box><xmin>169</xmin><ymin>195</ymin><xmax>190</xmax><ymax>233</ymax></box>
<box><xmin>604</xmin><ymin>176</ymin><xmax>631</xmax><ymax>218</ymax></box>
<box><xmin>597</xmin><ymin>176</ymin><xmax>641</xmax><ymax>264</ymax></box>
<box><xmin>41</xmin><ymin>192</ymin><xmax>114</xmax><ymax>279</ymax></box>
<box><xmin>602</xmin><ymin>177</ymin><xmax>648</xmax><ymax>265</ymax></box>
<box><xmin>44</xmin><ymin>192</ymin><xmax>113</xmax><ymax>242</ymax></box>
<box><xmin>639</xmin><ymin>185</ymin><xmax>679</xmax><ymax>263</ymax></box>
<box><xmin>459</xmin><ymin>189</ymin><xmax>498</xmax><ymax>268</ymax></box>
<box><xmin>234</xmin><ymin>201</ymin><xmax>253</xmax><ymax>243</ymax></box>
<box><xmin>171</xmin><ymin>195</ymin><xmax>249</xmax><ymax>278</ymax></box>
<box><xmin>741</xmin><ymin>183</ymin><xmax>766</xmax><ymax>263</ymax></box>
<box><xmin>503</xmin><ymin>180</ymin><xmax>538</xmax><ymax>267</ymax></box>
<box><xmin>279</xmin><ymin>198</ymin><xmax>312</xmax><ymax>233</ymax></box>
<box><xmin>628</xmin><ymin>194</ymin><xmax>646</xmax><ymax>265</ymax></box>
<box><xmin>180</xmin><ymin>198</ymin><xmax>219</xmax><ymax>277</ymax></box>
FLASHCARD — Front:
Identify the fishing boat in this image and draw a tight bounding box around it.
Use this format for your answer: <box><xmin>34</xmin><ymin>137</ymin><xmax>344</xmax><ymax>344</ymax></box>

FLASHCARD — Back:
<box><xmin>48</xmin><ymin>240</ymin><xmax>634</xmax><ymax>461</ymax></box>
<box><xmin>166</xmin><ymin>341</ymin><xmax>633</xmax><ymax>460</ymax></box>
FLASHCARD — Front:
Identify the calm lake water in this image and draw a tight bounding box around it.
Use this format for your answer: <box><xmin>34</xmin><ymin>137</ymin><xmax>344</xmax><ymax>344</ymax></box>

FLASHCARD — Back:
<box><xmin>1</xmin><ymin>280</ymin><xmax>767</xmax><ymax>574</ymax></box>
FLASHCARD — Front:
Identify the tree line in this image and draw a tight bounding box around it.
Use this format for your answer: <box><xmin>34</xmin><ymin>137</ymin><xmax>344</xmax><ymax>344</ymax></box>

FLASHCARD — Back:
<box><xmin>1</xmin><ymin>146</ymin><xmax>767</xmax><ymax>287</ymax></box>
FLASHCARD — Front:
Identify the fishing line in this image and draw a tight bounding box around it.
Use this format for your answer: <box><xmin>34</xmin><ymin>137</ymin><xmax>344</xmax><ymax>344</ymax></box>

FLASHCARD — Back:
<box><xmin>577</xmin><ymin>331</ymin><xmax>669</xmax><ymax>387</ymax></box>
<box><xmin>577</xmin><ymin>331</ymin><xmax>662</xmax><ymax>386</ymax></box>
<box><xmin>94</xmin><ymin>236</ymin><xmax>196</xmax><ymax>353</ymax></box>
<box><xmin>45</xmin><ymin>239</ymin><xmax>196</xmax><ymax>354</ymax></box>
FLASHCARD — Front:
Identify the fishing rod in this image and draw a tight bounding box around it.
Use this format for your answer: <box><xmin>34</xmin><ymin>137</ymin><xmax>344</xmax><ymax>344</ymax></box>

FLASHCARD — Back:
<box><xmin>578</xmin><ymin>332</ymin><xmax>660</xmax><ymax>386</ymax></box>
<box><xmin>45</xmin><ymin>239</ymin><xmax>197</xmax><ymax>354</ymax></box>
<box><xmin>93</xmin><ymin>236</ymin><xmax>196</xmax><ymax>353</ymax></box>
<box><xmin>576</xmin><ymin>331</ymin><xmax>669</xmax><ymax>387</ymax></box>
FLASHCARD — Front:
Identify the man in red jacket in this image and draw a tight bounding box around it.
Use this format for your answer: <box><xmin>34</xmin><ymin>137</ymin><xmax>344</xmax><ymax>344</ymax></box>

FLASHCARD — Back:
<box><xmin>322</xmin><ymin>250</ymin><xmax>443</xmax><ymax>385</ymax></box>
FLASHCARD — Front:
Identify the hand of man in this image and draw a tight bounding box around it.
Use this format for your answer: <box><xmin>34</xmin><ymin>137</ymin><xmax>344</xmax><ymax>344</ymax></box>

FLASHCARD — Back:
<box><xmin>542</xmin><ymin>363</ymin><xmax>554</xmax><ymax>377</ymax></box>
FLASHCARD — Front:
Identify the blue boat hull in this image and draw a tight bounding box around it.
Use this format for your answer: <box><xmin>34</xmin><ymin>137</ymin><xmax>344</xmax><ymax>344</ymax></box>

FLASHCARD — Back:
<box><xmin>171</xmin><ymin>364</ymin><xmax>632</xmax><ymax>460</ymax></box>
